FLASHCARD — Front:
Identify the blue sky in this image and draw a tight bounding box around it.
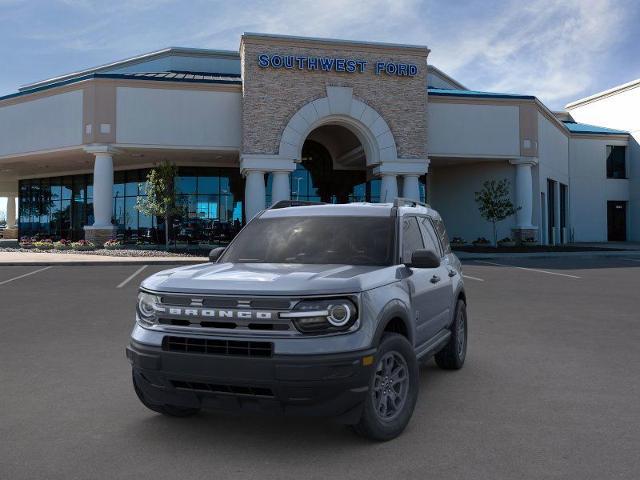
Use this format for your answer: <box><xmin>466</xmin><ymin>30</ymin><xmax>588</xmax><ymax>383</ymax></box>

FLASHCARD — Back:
<box><xmin>1</xmin><ymin>0</ymin><xmax>639</xmax><ymax>216</ymax></box>
<box><xmin>1</xmin><ymin>0</ymin><xmax>639</xmax><ymax>108</ymax></box>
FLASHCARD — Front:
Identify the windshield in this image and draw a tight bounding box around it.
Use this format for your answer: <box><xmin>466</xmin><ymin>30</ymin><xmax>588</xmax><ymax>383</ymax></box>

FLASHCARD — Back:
<box><xmin>220</xmin><ymin>216</ymin><xmax>396</xmax><ymax>265</ymax></box>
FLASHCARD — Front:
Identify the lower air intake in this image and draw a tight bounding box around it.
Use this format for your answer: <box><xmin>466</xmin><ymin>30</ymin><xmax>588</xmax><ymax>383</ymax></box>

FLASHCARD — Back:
<box><xmin>162</xmin><ymin>336</ymin><xmax>273</xmax><ymax>357</ymax></box>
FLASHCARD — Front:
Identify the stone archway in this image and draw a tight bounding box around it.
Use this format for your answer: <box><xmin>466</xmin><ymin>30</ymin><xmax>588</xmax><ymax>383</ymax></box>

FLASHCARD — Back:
<box><xmin>240</xmin><ymin>86</ymin><xmax>429</xmax><ymax>218</ymax></box>
<box><xmin>278</xmin><ymin>86</ymin><xmax>398</xmax><ymax>166</ymax></box>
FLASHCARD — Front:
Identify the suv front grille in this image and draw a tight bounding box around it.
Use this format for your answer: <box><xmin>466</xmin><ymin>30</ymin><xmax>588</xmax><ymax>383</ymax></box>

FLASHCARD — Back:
<box><xmin>155</xmin><ymin>295</ymin><xmax>296</xmax><ymax>334</ymax></box>
<box><xmin>171</xmin><ymin>380</ymin><xmax>274</xmax><ymax>397</ymax></box>
<box><xmin>162</xmin><ymin>336</ymin><xmax>273</xmax><ymax>357</ymax></box>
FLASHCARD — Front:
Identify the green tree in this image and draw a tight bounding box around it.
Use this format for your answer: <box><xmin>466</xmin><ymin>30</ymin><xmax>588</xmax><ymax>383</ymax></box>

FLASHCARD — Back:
<box><xmin>474</xmin><ymin>179</ymin><xmax>519</xmax><ymax>246</ymax></box>
<box><xmin>136</xmin><ymin>161</ymin><xmax>182</xmax><ymax>250</ymax></box>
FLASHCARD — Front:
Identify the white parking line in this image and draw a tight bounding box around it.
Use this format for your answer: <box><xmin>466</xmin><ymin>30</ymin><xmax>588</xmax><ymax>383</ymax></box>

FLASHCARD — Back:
<box><xmin>0</xmin><ymin>266</ymin><xmax>52</xmax><ymax>286</ymax></box>
<box><xmin>117</xmin><ymin>265</ymin><xmax>148</xmax><ymax>289</ymax></box>
<box><xmin>474</xmin><ymin>260</ymin><xmax>581</xmax><ymax>279</ymax></box>
<box><xmin>462</xmin><ymin>274</ymin><xmax>485</xmax><ymax>282</ymax></box>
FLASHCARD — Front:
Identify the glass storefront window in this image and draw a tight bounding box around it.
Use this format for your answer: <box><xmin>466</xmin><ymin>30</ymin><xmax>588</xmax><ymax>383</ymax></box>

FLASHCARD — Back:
<box><xmin>18</xmin><ymin>167</ymin><xmax>244</xmax><ymax>246</ymax></box>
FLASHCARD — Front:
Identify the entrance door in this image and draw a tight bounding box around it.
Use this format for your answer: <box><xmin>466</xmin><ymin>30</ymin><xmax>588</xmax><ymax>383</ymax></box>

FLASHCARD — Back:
<box><xmin>547</xmin><ymin>179</ymin><xmax>556</xmax><ymax>244</ymax></box>
<box><xmin>607</xmin><ymin>201</ymin><xmax>627</xmax><ymax>241</ymax></box>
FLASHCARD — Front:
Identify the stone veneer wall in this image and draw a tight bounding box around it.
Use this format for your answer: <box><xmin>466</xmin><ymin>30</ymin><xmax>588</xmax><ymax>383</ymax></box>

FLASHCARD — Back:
<box><xmin>240</xmin><ymin>36</ymin><xmax>429</xmax><ymax>160</ymax></box>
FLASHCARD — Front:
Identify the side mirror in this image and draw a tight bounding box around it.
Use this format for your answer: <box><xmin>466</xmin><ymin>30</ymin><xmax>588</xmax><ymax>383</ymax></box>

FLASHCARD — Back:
<box><xmin>407</xmin><ymin>249</ymin><xmax>441</xmax><ymax>269</ymax></box>
<box><xmin>208</xmin><ymin>247</ymin><xmax>225</xmax><ymax>262</ymax></box>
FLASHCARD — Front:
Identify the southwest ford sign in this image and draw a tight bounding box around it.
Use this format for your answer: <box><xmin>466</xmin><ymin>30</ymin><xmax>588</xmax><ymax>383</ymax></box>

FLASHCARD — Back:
<box><xmin>257</xmin><ymin>54</ymin><xmax>418</xmax><ymax>77</ymax></box>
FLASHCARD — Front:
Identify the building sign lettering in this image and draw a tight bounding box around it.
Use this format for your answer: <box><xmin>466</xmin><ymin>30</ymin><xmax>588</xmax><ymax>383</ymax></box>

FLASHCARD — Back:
<box><xmin>257</xmin><ymin>54</ymin><xmax>418</xmax><ymax>77</ymax></box>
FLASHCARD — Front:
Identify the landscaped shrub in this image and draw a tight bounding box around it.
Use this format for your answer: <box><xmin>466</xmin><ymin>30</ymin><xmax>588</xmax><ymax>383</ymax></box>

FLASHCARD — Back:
<box><xmin>54</xmin><ymin>239</ymin><xmax>73</xmax><ymax>250</ymax></box>
<box><xmin>472</xmin><ymin>237</ymin><xmax>491</xmax><ymax>246</ymax></box>
<box><xmin>19</xmin><ymin>236</ymin><xmax>34</xmax><ymax>249</ymax></box>
<box><xmin>103</xmin><ymin>239</ymin><xmax>123</xmax><ymax>250</ymax></box>
<box><xmin>497</xmin><ymin>236</ymin><xmax>516</xmax><ymax>247</ymax></box>
<box><xmin>71</xmin><ymin>240</ymin><xmax>96</xmax><ymax>251</ymax></box>
<box><xmin>33</xmin><ymin>239</ymin><xmax>54</xmax><ymax>250</ymax></box>
<box><xmin>450</xmin><ymin>236</ymin><xmax>466</xmax><ymax>246</ymax></box>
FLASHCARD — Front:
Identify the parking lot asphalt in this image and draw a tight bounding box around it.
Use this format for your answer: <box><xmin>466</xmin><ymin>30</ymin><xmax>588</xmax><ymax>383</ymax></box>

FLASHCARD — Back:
<box><xmin>1</xmin><ymin>257</ymin><xmax>639</xmax><ymax>480</ymax></box>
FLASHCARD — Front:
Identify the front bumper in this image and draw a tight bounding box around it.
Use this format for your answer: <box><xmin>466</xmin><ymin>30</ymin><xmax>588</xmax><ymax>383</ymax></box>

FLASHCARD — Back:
<box><xmin>126</xmin><ymin>339</ymin><xmax>376</xmax><ymax>422</ymax></box>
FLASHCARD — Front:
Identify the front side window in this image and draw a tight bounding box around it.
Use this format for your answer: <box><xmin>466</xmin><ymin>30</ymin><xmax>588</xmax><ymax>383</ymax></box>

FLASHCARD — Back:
<box><xmin>606</xmin><ymin>146</ymin><xmax>626</xmax><ymax>179</ymax></box>
<box><xmin>220</xmin><ymin>216</ymin><xmax>395</xmax><ymax>266</ymax></box>
<box><xmin>401</xmin><ymin>217</ymin><xmax>424</xmax><ymax>264</ymax></box>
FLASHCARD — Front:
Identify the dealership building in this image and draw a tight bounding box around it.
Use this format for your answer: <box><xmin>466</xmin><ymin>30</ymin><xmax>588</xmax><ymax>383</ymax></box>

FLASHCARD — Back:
<box><xmin>0</xmin><ymin>33</ymin><xmax>637</xmax><ymax>245</ymax></box>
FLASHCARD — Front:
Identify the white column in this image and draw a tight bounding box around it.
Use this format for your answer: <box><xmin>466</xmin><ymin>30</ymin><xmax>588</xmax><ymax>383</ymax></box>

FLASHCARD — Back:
<box><xmin>91</xmin><ymin>152</ymin><xmax>115</xmax><ymax>227</ymax></box>
<box><xmin>511</xmin><ymin>159</ymin><xmax>536</xmax><ymax>228</ymax></box>
<box><xmin>6</xmin><ymin>195</ymin><xmax>17</xmax><ymax>228</ymax></box>
<box><xmin>271</xmin><ymin>171</ymin><xmax>290</xmax><ymax>205</ymax></box>
<box><xmin>244</xmin><ymin>170</ymin><xmax>266</xmax><ymax>220</ymax></box>
<box><xmin>402</xmin><ymin>175</ymin><xmax>420</xmax><ymax>201</ymax></box>
<box><xmin>380</xmin><ymin>174</ymin><xmax>398</xmax><ymax>203</ymax></box>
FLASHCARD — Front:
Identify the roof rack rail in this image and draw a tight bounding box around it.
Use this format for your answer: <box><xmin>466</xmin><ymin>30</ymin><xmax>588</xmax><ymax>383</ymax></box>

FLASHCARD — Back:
<box><xmin>393</xmin><ymin>197</ymin><xmax>431</xmax><ymax>209</ymax></box>
<box><xmin>269</xmin><ymin>200</ymin><xmax>327</xmax><ymax>209</ymax></box>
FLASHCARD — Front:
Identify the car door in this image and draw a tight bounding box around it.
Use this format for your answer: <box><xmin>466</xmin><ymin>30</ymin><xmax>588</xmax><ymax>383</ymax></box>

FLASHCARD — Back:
<box><xmin>417</xmin><ymin>216</ymin><xmax>453</xmax><ymax>335</ymax></box>
<box><xmin>400</xmin><ymin>216</ymin><xmax>445</xmax><ymax>346</ymax></box>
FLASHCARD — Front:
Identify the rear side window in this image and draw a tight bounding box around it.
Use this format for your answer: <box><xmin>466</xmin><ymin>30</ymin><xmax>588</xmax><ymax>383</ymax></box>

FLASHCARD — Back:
<box><xmin>418</xmin><ymin>217</ymin><xmax>441</xmax><ymax>256</ymax></box>
<box><xmin>432</xmin><ymin>218</ymin><xmax>452</xmax><ymax>254</ymax></box>
<box><xmin>401</xmin><ymin>217</ymin><xmax>424</xmax><ymax>263</ymax></box>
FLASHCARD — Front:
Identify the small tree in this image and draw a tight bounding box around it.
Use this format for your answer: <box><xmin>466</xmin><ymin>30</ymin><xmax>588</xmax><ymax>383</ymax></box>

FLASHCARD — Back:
<box><xmin>136</xmin><ymin>161</ymin><xmax>181</xmax><ymax>250</ymax></box>
<box><xmin>474</xmin><ymin>179</ymin><xmax>519</xmax><ymax>246</ymax></box>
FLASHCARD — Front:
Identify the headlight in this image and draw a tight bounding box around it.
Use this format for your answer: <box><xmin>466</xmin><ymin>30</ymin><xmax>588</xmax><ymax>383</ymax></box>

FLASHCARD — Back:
<box><xmin>282</xmin><ymin>298</ymin><xmax>358</xmax><ymax>334</ymax></box>
<box><xmin>136</xmin><ymin>292</ymin><xmax>160</xmax><ymax>326</ymax></box>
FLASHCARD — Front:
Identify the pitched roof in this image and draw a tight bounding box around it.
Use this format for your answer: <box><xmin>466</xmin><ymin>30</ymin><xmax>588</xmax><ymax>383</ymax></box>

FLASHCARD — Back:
<box><xmin>19</xmin><ymin>47</ymin><xmax>240</xmax><ymax>92</ymax></box>
<box><xmin>562</xmin><ymin>121</ymin><xmax>628</xmax><ymax>135</ymax></box>
<box><xmin>428</xmin><ymin>87</ymin><xmax>535</xmax><ymax>100</ymax></box>
<box><xmin>0</xmin><ymin>71</ymin><xmax>241</xmax><ymax>103</ymax></box>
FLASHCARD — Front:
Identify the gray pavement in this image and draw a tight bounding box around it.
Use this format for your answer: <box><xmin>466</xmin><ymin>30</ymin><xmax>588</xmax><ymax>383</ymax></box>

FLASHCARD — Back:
<box><xmin>1</xmin><ymin>258</ymin><xmax>639</xmax><ymax>479</ymax></box>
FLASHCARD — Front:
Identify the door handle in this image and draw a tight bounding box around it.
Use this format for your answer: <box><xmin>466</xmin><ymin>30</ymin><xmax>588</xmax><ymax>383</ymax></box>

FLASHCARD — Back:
<box><xmin>448</xmin><ymin>269</ymin><xmax>457</xmax><ymax>277</ymax></box>
<box><xmin>430</xmin><ymin>275</ymin><xmax>441</xmax><ymax>284</ymax></box>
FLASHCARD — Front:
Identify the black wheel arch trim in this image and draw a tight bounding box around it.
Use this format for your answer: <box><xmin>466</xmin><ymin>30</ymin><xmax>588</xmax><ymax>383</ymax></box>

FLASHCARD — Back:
<box><xmin>372</xmin><ymin>299</ymin><xmax>414</xmax><ymax>347</ymax></box>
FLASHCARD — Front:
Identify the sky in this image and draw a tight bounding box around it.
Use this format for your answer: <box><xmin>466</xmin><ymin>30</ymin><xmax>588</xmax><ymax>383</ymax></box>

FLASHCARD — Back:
<box><xmin>0</xmin><ymin>0</ymin><xmax>639</xmax><ymax>109</ymax></box>
<box><xmin>1</xmin><ymin>0</ymin><xmax>640</xmax><ymax>214</ymax></box>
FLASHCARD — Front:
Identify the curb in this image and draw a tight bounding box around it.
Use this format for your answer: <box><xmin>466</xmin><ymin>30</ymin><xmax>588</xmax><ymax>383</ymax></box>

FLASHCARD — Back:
<box><xmin>0</xmin><ymin>259</ymin><xmax>206</xmax><ymax>266</ymax></box>
<box><xmin>458</xmin><ymin>251</ymin><xmax>640</xmax><ymax>261</ymax></box>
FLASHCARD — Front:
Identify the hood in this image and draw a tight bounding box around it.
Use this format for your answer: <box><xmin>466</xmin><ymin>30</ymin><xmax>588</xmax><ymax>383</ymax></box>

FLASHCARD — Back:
<box><xmin>141</xmin><ymin>262</ymin><xmax>401</xmax><ymax>295</ymax></box>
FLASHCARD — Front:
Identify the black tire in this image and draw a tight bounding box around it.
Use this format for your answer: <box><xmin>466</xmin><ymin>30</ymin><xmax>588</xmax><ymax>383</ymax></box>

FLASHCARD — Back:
<box><xmin>352</xmin><ymin>333</ymin><xmax>419</xmax><ymax>441</ymax></box>
<box><xmin>132</xmin><ymin>371</ymin><xmax>200</xmax><ymax>418</ymax></box>
<box><xmin>435</xmin><ymin>299</ymin><xmax>467</xmax><ymax>370</ymax></box>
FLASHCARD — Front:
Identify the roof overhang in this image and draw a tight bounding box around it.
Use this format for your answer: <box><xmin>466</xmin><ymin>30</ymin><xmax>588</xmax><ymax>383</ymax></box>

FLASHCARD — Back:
<box><xmin>19</xmin><ymin>47</ymin><xmax>240</xmax><ymax>93</ymax></box>
<box><xmin>565</xmin><ymin>78</ymin><xmax>640</xmax><ymax>109</ymax></box>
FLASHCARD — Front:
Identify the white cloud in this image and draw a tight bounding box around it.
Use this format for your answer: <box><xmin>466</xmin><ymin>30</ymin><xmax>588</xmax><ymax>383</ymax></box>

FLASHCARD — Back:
<box><xmin>2</xmin><ymin>0</ymin><xmax>635</xmax><ymax>109</ymax></box>
<box><xmin>426</xmin><ymin>0</ymin><xmax>628</xmax><ymax>107</ymax></box>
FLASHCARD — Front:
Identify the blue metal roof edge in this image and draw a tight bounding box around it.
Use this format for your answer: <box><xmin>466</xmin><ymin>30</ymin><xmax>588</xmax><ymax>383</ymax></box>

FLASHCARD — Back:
<box><xmin>562</xmin><ymin>121</ymin><xmax>628</xmax><ymax>135</ymax></box>
<box><xmin>427</xmin><ymin>87</ymin><xmax>535</xmax><ymax>100</ymax></box>
<box><xmin>0</xmin><ymin>72</ymin><xmax>242</xmax><ymax>103</ymax></box>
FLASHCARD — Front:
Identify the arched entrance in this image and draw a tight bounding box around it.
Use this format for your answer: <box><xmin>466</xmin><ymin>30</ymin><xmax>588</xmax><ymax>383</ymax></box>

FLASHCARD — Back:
<box><xmin>242</xmin><ymin>86</ymin><xmax>428</xmax><ymax>219</ymax></box>
<box><xmin>289</xmin><ymin>124</ymin><xmax>381</xmax><ymax>204</ymax></box>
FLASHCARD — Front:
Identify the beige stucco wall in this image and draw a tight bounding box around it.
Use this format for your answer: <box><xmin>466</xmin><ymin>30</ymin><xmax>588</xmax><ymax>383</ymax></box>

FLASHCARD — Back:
<box><xmin>427</xmin><ymin>101</ymin><xmax>520</xmax><ymax>157</ymax></box>
<box><xmin>116</xmin><ymin>86</ymin><xmax>242</xmax><ymax>148</ymax></box>
<box><xmin>0</xmin><ymin>90</ymin><xmax>83</xmax><ymax>157</ymax></box>
<box><xmin>240</xmin><ymin>35</ymin><xmax>429</xmax><ymax>160</ymax></box>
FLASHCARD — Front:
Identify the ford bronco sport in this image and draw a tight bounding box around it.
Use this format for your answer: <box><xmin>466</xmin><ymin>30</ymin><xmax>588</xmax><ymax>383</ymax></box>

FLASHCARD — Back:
<box><xmin>126</xmin><ymin>199</ymin><xmax>468</xmax><ymax>441</ymax></box>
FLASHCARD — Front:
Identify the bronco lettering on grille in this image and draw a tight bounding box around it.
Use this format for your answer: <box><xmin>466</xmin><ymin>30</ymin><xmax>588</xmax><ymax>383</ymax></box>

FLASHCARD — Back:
<box><xmin>155</xmin><ymin>306</ymin><xmax>274</xmax><ymax>320</ymax></box>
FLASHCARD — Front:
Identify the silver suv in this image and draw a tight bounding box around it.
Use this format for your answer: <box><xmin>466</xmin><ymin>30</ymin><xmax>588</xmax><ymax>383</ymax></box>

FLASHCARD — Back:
<box><xmin>126</xmin><ymin>199</ymin><xmax>468</xmax><ymax>441</ymax></box>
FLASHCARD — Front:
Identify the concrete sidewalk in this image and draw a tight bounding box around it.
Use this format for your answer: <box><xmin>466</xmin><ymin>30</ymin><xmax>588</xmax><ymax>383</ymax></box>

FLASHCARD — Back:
<box><xmin>456</xmin><ymin>249</ymin><xmax>640</xmax><ymax>261</ymax></box>
<box><xmin>0</xmin><ymin>251</ymin><xmax>207</xmax><ymax>266</ymax></box>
